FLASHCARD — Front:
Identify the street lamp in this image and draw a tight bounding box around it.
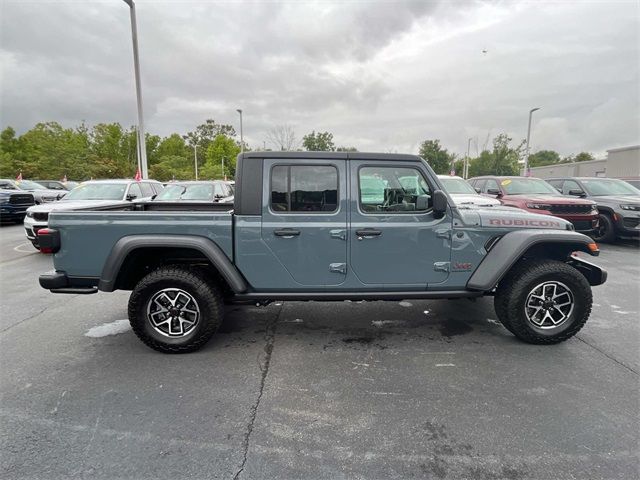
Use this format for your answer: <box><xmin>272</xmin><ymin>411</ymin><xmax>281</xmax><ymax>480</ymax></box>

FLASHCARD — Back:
<box><xmin>122</xmin><ymin>0</ymin><xmax>148</xmax><ymax>179</ymax></box>
<box><xmin>524</xmin><ymin>107</ymin><xmax>540</xmax><ymax>176</ymax></box>
<box><xmin>236</xmin><ymin>109</ymin><xmax>244</xmax><ymax>153</ymax></box>
<box><xmin>194</xmin><ymin>144</ymin><xmax>198</xmax><ymax>180</ymax></box>
<box><xmin>464</xmin><ymin>137</ymin><xmax>472</xmax><ymax>179</ymax></box>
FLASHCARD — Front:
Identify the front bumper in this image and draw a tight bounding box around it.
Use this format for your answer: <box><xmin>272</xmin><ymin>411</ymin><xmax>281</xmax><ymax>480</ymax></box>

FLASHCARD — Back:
<box><xmin>23</xmin><ymin>216</ymin><xmax>48</xmax><ymax>242</ymax></box>
<box><xmin>0</xmin><ymin>204</ymin><xmax>29</xmax><ymax>220</ymax></box>
<box><xmin>614</xmin><ymin>212</ymin><xmax>640</xmax><ymax>237</ymax></box>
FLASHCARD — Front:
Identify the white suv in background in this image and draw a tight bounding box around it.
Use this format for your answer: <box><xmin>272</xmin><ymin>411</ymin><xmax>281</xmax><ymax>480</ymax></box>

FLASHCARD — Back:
<box><xmin>437</xmin><ymin>175</ymin><xmax>502</xmax><ymax>207</ymax></box>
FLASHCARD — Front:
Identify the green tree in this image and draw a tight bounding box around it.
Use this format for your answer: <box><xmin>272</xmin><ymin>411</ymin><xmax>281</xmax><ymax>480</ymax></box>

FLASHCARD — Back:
<box><xmin>418</xmin><ymin>140</ymin><xmax>456</xmax><ymax>175</ymax></box>
<box><xmin>528</xmin><ymin>149</ymin><xmax>561</xmax><ymax>167</ymax></box>
<box><xmin>336</xmin><ymin>146</ymin><xmax>358</xmax><ymax>152</ymax></box>
<box><xmin>302</xmin><ymin>131</ymin><xmax>336</xmax><ymax>151</ymax></box>
<box><xmin>574</xmin><ymin>152</ymin><xmax>595</xmax><ymax>162</ymax></box>
<box><xmin>560</xmin><ymin>152</ymin><xmax>595</xmax><ymax>164</ymax></box>
<box><xmin>467</xmin><ymin>133</ymin><xmax>523</xmax><ymax>177</ymax></box>
<box><xmin>201</xmin><ymin>134</ymin><xmax>241</xmax><ymax>180</ymax></box>
<box><xmin>0</xmin><ymin>127</ymin><xmax>20</xmax><ymax>177</ymax></box>
<box><xmin>184</xmin><ymin>119</ymin><xmax>236</xmax><ymax>176</ymax></box>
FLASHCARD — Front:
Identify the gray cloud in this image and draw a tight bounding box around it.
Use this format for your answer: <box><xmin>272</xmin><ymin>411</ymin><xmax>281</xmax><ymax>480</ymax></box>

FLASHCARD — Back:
<box><xmin>1</xmin><ymin>0</ymin><xmax>638</xmax><ymax>157</ymax></box>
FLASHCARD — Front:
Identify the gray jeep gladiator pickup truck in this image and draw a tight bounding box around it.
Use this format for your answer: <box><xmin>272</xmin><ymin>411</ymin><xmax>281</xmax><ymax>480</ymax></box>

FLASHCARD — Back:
<box><xmin>39</xmin><ymin>152</ymin><xmax>607</xmax><ymax>353</ymax></box>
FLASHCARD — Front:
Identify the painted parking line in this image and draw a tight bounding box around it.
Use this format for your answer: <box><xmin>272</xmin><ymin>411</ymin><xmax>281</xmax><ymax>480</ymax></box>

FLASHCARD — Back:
<box><xmin>13</xmin><ymin>242</ymin><xmax>38</xmax><ymax>254</ymax></box>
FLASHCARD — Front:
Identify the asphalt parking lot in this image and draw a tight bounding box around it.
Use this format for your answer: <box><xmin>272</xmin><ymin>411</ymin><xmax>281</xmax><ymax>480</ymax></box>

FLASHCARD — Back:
<box><xmin>0</xmin><ymin>223</ymin><xmax>638</xmax><ymax>479</ymax></box>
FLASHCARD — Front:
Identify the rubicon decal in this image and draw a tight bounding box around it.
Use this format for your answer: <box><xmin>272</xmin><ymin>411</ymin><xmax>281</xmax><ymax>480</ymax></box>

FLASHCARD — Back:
<box><xmin>488</xmin><ymin>218</ymin><xmax>562</xmax><ymax>228</ymax></box>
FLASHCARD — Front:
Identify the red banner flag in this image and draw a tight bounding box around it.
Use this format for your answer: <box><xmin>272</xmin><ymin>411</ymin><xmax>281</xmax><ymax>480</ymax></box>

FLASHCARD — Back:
<box><xmin>134</xmin><ymin>168</ymin><xmax>142</xmax><ymax>181</ymax></box>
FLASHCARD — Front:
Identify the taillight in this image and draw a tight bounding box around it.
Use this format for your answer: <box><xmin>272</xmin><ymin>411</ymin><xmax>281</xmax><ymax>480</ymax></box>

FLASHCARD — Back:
<box><xmin>37</xmin><ymin>228</ymin><xmax>60</xmax><ymax>254</ymax></box>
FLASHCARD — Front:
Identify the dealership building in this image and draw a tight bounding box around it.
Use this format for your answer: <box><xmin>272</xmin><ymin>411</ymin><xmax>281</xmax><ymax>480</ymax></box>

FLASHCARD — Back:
<box><xmin>525</xmin><ymin>145</ymin><xmax>640</xmax><ymax>180</ymax></box>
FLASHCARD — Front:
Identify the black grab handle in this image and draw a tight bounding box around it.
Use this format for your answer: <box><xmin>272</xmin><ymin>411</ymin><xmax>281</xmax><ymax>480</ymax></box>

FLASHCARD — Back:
<box><xmin>274</xmin><ymin>229</ymin><xmax>300</xmax><ymax>237</ymax></box>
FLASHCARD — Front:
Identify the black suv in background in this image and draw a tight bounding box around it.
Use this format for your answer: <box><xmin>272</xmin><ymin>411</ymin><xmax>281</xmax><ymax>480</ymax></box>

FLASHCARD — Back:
<box><xmin>0</xmin><ymin>189</ymin><xmax>35</xmax><ymax>223</ymax></box>
<box><xmin>547</xmin><ymin>177</ymin><xmax>640</xmax><ymax>242</ymax></box>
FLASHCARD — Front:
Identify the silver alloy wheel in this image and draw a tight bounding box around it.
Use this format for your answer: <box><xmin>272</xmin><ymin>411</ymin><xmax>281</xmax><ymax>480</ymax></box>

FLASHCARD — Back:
<box><xmin>524</xmin><ymin>281</ymin><xmax>574</xmax><ymax>329</ymax></box>
<box><xmin>146</xmin><ymin>288</ymin><xmax>200</xmax><ymax>337</ymax></box>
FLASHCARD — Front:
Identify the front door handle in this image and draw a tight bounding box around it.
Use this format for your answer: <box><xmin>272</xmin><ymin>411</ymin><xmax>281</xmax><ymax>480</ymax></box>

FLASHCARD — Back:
<box><xmin>356</xmin><ymin>229</ymin><xmax>382</xmax><ymax>240</ymax></box>
<box><xmin>274</xmin><ymin>229</ymin><xmax>300</xmax><ymax>238</ymax></box>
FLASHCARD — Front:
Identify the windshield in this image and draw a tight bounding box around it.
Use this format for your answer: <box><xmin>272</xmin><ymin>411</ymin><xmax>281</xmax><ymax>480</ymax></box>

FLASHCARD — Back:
<box><xmin>16</xmin><ymin>180</ymin><xmax>46</xmax><ymax>190</ymax></box>
<box><xmin>501</xmin><ymin>178</ymin><xmax>558</xmax><ymax>195</ymax></box>
<box><xmin>581</xmin><ymin>179</ymin><xmax>640</xmax><ymax>196</ymax></box>
<box><xmin>156</xmin><ymin>184</ymin><xmax>216</xmax><ymax>201</ymax></box>
<box><xmin>439</xmin><ymin>177</ymin><xmax>477</xmax><ymax>195</ymax></box>
<box><xmin>64</xmin><ymin>183</ymin><xmax>126</xmax><ymax>200</ymax></box>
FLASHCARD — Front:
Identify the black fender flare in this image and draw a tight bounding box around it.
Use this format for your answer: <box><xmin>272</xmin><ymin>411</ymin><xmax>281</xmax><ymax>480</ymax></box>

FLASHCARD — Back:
<box><xmin>467</xmin><ymin>229</ymin><xmax>601</xmax><ymax>291</ymax></box>
<box><xmin>98</xmin><ymin>235</ymin><xmax>248</xmax><ymax>293</ymax></box>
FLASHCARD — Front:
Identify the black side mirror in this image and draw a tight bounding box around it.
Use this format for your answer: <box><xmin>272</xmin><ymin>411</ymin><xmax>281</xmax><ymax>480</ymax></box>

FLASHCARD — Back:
<box><xmin>487</xmin><ymin>188</ymin><xmax>502</xmax><ymax>196</ymax></box>
<box><xmin>474</xmin><ymin>187</ymin><xmax>481</xmax><ymax>193</ymax></box>
<box><xmin>433</xmin><ymin>190</ymin><xmax>448</xmax><ymax>218</ymax></box>
<box><xmin>568</xmin><ymin>189</ymin><xmax>585</xmax><ymax>197</ymax></box>
<box><xmin>126</xmin><ymin>193</ymin><xmax>137</xmax><ymax>201</ymax></box>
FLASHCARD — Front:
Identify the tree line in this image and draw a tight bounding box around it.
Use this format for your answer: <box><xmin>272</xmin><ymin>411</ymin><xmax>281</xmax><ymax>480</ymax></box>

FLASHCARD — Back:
<box><xmin>0</xmin><ymin>120</ymin><xmax>596</xmax><ymax>182</ymax></box>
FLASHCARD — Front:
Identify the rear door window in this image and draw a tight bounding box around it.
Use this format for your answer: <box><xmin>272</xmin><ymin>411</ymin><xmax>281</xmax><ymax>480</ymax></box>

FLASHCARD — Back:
<box><xmin>127</xmin><ymin>183</ymin><xmax>142</xmax><ymax>200</ymax></box>
<box><xmin>139</xmin><ymin>182</ymin><xmax>154</xmax><ymax>197</ymax></box>
<box><xmin>562</xmin><ymin>180</ymin><xmax>582</xmax><ymax>195</ymax></box>
<box><xmin>547</xmin><ymin>179</ymin><xmax>563</xmax><ymax>192</ymax></box>
<box><xmin>270</xmin><ymin>165</ymin><xmax>338</xmax><ymax>213</ymax></box>
<box><xmin>485</xmin><ymin>179</ymin><xmax>500</xmax><ymax>193</ymax></box>
<box><xmin>473</xmin><ymin>179</ymin><xmax>486</xmax><ymax>192</ymax></box>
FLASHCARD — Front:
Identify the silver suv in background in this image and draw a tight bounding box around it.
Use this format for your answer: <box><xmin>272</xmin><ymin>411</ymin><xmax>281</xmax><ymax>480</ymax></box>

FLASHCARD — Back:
<box><xmin>24</xmin><ymin>179</ymin><xmax>163</xmax><ymax>249</ymax></box>
<box><xmin>0</xmin><ymin>179</ymin><xmax>61</xmax><ymax>204</ymax></box>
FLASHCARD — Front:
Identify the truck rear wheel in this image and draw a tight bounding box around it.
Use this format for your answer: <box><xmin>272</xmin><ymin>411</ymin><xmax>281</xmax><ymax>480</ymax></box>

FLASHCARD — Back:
<box><xmin>128</xmin><ymin>266</ymin><xmax>223</xmax><ymax>353</ymax></box>
<box><xmin>494</xmin><ymin>260</ymin><xmax>592</xmax><ymax>344</ymax></box>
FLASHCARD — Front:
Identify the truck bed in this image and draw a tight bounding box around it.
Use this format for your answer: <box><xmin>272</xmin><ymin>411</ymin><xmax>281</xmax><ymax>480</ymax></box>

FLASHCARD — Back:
<box><xmin>49</xmin><ymin>208</ymin><xmax>233</xmax><ymax>278</ymax></box>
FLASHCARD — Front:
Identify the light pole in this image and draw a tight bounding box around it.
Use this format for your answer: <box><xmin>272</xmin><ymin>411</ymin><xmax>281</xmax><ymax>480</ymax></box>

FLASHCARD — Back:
<box><xmin>236</xmin><ymin>109</ymin><xmax>244</xmax><ymax>153</ymax></box>
<box><xmin>122</xmin><ymin>0</ymin><xmax>148</xmax><ymax>179</ymax></box>
<box><xmin>194</xmin><ymin>144</ymin><xmax>198</xmax><ymax>180</ymax></box>
<box><xmin>464</xmin><ymin>137</ymin><xmax>472</xmax><ymax>179</ymax></box>
<box><xmin>524</xmin><ymin>107</ymin><xmax>540</xmax><ymax>176</ymax></box>
<box><xmin>221</xmin><ymin>156</ymin><xmax>225</xmax><ymax>181</ymax></box>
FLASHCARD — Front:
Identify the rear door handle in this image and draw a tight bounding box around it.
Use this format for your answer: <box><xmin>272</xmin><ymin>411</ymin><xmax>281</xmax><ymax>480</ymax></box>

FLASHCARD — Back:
<box><xmin>356</xmin><ymin>229</ymin><xmax>382</xmax><ymax>240</ymax></box>
<box><xmin>274</xmin><ymin>229</ymin><xmax>300</xmax><ymax>238</ymax></box>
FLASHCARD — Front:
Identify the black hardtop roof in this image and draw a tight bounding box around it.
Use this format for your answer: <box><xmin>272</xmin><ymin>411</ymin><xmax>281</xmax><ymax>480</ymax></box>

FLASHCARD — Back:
<box><xmin>240</xmin><ymin>151</ymin><xmax>422</xmax><ymax>161</ymax></box>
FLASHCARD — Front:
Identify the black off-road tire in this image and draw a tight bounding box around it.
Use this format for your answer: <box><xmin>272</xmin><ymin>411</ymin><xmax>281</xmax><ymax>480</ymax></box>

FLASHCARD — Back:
<box><xmin>593</xmin><ymin>213</ymin><xmax>616</xmax><ymax>243</ymax></box>
<box><xmin>493</xmin><ymin>291</ymin><xmax>516</xmax><ymax>335</ymax></box>
<box><xmin>494</xmin><ymin>260</ymin><xmax>592</xmax><ymax>344</ymax></box>
<box><xmin>128</xmin><ymin>266</ymin><xmax>223</xmax><ymax>353</ymax></box>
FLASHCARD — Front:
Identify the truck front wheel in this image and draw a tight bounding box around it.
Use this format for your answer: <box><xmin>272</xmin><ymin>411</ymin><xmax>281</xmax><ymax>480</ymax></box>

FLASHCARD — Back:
<box><xmin>128</xmin><ymin>266</ymin><xmax>223</xmax><ymax>353</ymax></box>
<box><xmin>494</xmin><ymin>260</ymin><xmax>592</xmax><ymax>344</ymax></box>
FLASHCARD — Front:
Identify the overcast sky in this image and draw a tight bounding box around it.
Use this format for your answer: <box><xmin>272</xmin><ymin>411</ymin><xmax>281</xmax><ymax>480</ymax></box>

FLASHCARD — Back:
<box><xmin>1</xmin><ymin>0</ymin><xmax>638</xmax><ymax>157</ymax></box>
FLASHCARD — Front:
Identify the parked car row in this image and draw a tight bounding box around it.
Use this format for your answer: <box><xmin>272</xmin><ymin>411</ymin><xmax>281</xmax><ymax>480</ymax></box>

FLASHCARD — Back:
<box><xmin>463</xmin><ymin>175</ymin><xmax>639</xmax><ymax>243</ymax></box>
<box><xmin>20</xmin><ymin>179</ymin><xmax>235</xmax><ymax>250</ymax></box>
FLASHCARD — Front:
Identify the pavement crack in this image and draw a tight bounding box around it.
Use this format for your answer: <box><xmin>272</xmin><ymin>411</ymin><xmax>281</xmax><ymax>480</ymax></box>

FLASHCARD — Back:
<box><xmin>232</xmin><ymin>303</ymin><xmax>282</xmax><ymax>480</ymax></box>
<box><xmin>0</xmin><ymin>295</ymin><xmax>80</xmax><ymax>334</ymax></box>
<box><xmin>576</xmin><ymin>335</ymin><xmax>638</xmax><ymax>375</ymax></box>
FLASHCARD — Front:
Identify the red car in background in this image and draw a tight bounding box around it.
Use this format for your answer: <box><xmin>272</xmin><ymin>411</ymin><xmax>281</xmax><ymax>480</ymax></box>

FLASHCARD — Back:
<box><xmin>468</xmin><ymin>176</ymin><xmax>599</xmax><ymax>235</ymax></box>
